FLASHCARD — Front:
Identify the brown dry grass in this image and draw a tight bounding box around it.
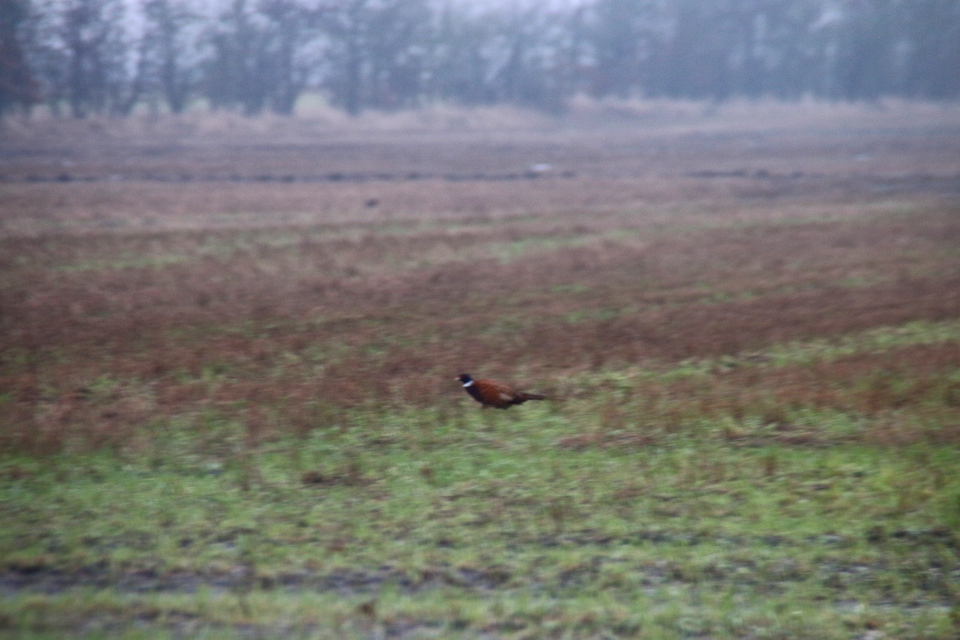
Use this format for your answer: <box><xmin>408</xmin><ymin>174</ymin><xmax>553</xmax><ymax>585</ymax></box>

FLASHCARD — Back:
<box><xmin>1</xmin><ymin>102</ymin><xmax>959</xmax><ymax>455</ymax></box>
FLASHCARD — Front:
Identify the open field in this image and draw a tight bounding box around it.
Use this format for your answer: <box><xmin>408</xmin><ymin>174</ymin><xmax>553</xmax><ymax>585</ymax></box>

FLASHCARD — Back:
<box><xmin>2</xmin><ymin>101</ymin><xmax>960</xmax><ymax>639</ymax></box>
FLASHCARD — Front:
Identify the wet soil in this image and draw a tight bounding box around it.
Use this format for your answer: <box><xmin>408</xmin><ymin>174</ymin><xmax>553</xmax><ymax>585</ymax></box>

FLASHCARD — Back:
<box><xmin>3</xmin><ymin>527</ymin><xmax>954</xmax><ymax>597</ymax></box>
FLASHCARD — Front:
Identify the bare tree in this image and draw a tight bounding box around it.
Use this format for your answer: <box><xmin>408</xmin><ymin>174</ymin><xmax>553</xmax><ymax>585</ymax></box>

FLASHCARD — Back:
<box><xmin>0</xmin><ymin>0</ymin><xmax>40</xmax><ymax>114</ymax></box>
<box><xmin>488</xmin><ymin>4</ymin><xmax>565</xmax><ymax>109</ymax></box>
<box><xmin>365</xmin><ymin>0</ymin><xmax>430</xmax><ymax>110</ymax></box>
<box><xmin>56</xmin><ymin>0</ymin><xmax>138</xmax><ymax>116</ymax></box>
<box><xmin>204</xmin><ymin>0</ymin><xmax>272</xmax><ymax>114</ymax></box>
<box><xmin>832</xmin><ymin>0</ymin><xmax>901</xmax><ymax>100</ymax></box>
<box><xmin>259</xmin><ymin>0</ymin><xmax>304</xmax><ymax>114</ymax></box>
<box><xmin>5</xmin><ymin>0</ymin><xmax>960</xmax><ymax>119</ymax></box>
<box><xmin>427</xmin><ymin>1</ymin><xmax>495</xmax><ymax>105</ymax></box>
<box><xmin>903</xmin><ymin>0</ymin><xmax>960</xmax><ymax>99</ymax></box>
<box><xmin>591</xmin><ymin>0</ymin><xmax>660</xmax><ymax>98</ymax></box>
<box><xmin>320</xmin><ymin>0</ymin><xmax>368</xmax><ymax>114</ymax></box>
<box><xmin>142</xmin><ymin>0</ymin><xmax>197</xmax><ymax>113</ymax></box>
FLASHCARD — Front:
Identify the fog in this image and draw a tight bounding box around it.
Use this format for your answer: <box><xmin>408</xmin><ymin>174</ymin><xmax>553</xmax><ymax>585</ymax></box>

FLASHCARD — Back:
<box><xmin>2</xmin><ymin>0</ymin><xmax>958</xmax><ymax>118</ymax></box>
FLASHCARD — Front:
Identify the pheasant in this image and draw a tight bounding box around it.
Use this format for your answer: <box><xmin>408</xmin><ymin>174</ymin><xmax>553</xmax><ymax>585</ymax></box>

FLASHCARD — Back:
<box><xmin>456</xmin><ymin>373</ymin><xmax>546</xmax><ymax>409</ymax></box>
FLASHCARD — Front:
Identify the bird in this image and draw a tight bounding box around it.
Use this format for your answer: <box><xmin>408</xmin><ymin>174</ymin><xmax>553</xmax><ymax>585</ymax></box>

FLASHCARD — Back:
<box><xmin>456</xmin><ymin>373</ymin><xmax>546</xmax><ymax>409</ymax></box>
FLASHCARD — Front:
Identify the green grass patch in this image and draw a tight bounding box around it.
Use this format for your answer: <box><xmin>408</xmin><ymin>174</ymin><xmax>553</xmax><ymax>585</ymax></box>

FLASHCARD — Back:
<box><xmin>2</xmin><ymin>403</ymin><xmax>959</xmax><ymax>638</ymax></box>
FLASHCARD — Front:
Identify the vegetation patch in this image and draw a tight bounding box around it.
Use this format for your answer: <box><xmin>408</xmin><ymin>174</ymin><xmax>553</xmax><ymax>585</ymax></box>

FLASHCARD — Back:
<box><xmin>2</xmin><ymin>110</ymin><xmax>960</xmax><ymax>638</ymax></box>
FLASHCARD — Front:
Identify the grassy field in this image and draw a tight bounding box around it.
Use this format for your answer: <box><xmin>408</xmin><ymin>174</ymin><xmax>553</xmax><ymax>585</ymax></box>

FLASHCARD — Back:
<box><xmin>1</xmin><ymin>101</ymin><xmax>960</xmax><ymax>639</ymax></box>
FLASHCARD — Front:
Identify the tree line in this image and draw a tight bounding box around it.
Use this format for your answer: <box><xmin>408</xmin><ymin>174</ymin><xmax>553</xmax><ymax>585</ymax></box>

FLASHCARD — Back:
<box><xmin>1</xmin><ymin>0</ymin><xmax>958</xmax><ymax>118</ymax></box>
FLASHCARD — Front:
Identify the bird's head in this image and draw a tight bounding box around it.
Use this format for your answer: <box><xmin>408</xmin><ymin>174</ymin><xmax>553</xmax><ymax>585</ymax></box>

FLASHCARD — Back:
<box><xmin>457</xmin><ymin>373</ymin><xmax>473</xmax><ymax>385</ymax></box>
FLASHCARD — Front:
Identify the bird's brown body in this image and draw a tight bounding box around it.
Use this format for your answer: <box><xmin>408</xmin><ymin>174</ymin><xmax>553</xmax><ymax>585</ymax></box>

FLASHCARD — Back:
<box><xmin>457</xmin><ymin>373</ymin><xmax>546</xmax><ymax>409</ymax></box>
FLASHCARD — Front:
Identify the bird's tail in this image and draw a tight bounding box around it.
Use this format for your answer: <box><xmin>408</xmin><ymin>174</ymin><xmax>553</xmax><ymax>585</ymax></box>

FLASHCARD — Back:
<box><xmin>520</xmin><ymin>392</ymin><xmax>547</xmax><ymax>401</ymax></box>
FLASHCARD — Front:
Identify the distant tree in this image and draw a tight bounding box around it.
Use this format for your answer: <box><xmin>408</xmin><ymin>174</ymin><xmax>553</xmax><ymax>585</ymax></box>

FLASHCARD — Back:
<box><xmin>832</xmin><ymin>0</ymin><xmax>901</xmax><ymax>101</ymax></box>
<box><xmin>430</xmin><ymin>2</ymin><xmax>571</xmax><ymax>111</ymax></box>
<box><xmin>0</xmin><ymin>0</ymin><xmax>39</xmax><ymax>114</ymax></box>
<box><xmin>484</xmin><ymin>4</ymin><xmax>556</xmax><ymax>109</ymax></box>
<box><xmin>204</xmin><ymin>0</ymin><xmax>270</xmax><ymax>114</ymax></box>
<box><xmin>650</xmin><ymin>0</ymin><xmax>714</xmax><ymax>98</ymax></box>
<box><xmin>320</xmin><ymin>0</ymin><xmax>431</xmax><ymax>113</ymax></box>
<box><xmin>44</xmin><ymin>0</ymin><xmax>140</xmax><ymax>117</ymax></box>
<box><xmin>203</xmin><ymin>0</ymin><xmax>325</xmax><ymax>115</ymax></box>
<box><xmin>142</xmin><ymin>0</ymin><xmax>197</xmax><ymax>114</ymax></box>
<box><xmin>17</xmin><ymin>0</ymin><xmax>65</xmax><ymax>115</ymax></box>
<box><xmin>427</xmin><ymin>1</ymin><xmax>496</xmax><ymax>105</ymax></box>
<box><xmin>319</xmin><ymin>0</ymin><xmax>367</xmax><ymax>114</ymax></box>
<box><xmin>705</xmin><ymin>0</ymin><xmax>821</xmax><ymax>99</ymax></box>
<box><xmin>258</xmin><ymin>0</ymin><xmax>323</xmax><ymax>114</ymax></box>
<box><xmin>591</xmin><ymin>0</ymin><xmax>660</xmax><ymax>98</ymax></box>
<box><xmin>106</xmin><ymin>15</ymin><xmax>148</xmax><ymax>115</ymax></box>
<box><xmin>365</xmin><ymin>0</ymin><xmax>431</xmax><ymax>110</ymax></box>
<box><xmin>902</xmin><ymin>0</ymin><xmax>960</xmax><ymax>99</ymax></box>
<box><xmin>5</xmin><ymin>0</ymin><xmax>960</xmax><ymax>120</ymax></box>
<box><xmin>557</xmin><ymin>2</ymin><xmax>589</xmax><ymax>100</ymax></box>
<box><xmin>62</xmin><ymin>0</ymin><xmax>108</xmax><ymax>116</ymax></box>
<box><xmin>759</xmin><ymin>0</ymin><xmax>827</xmax><ymax>99</ymax></box>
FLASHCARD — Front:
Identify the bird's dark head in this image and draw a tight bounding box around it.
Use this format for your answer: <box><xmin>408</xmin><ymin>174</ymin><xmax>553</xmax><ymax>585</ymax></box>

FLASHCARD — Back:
<box><xmin>457</xmin><ymin>373</ymin><xmax>473</xmax><ymax>385</ymax></box>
